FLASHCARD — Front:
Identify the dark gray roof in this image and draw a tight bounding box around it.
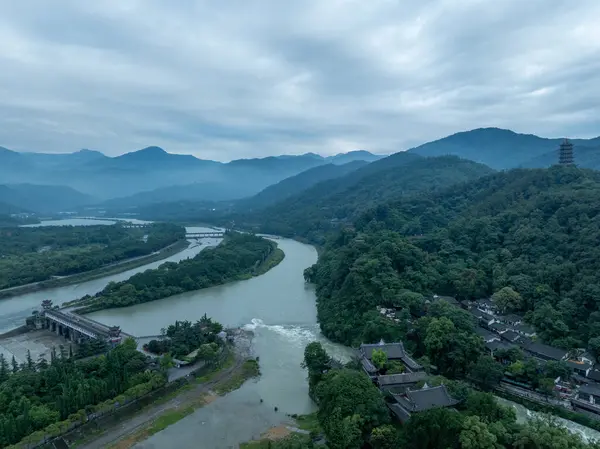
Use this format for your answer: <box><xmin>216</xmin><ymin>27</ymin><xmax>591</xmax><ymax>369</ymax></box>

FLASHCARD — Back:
<box><xmin>514</xmin><ymin>323</ymin><xmax>536</xmax><ymax>334</ymax></box>
<box><xmin>377</xmin><ymin>372</ymin><xmax>427</xmax><ymax>387</ymax></box>
<box><xmin>360</xmin><ymin>342</ymin><xmax>407</xmax><ymax>360</ymax></box>
<box><xmin>394</xmin><ymin>385</ymin><xmax>459</xmax><ymax>412</ymax></box>
<box><xmin>475</xmin><ymin>298</ymin><xmax>496</xmax><ymax>309</ymax></box>
<box><xmin>388</xmin><ymin>403</ymin><xmax>412</xmax><ymax>422</ymax></box>
<box><xmin>489</xmin><ymin>322</ymin><xmax>508</xmax><ymax>333</ymax></box>
<box><xmin>499</xmin><ymin>314</ymin><xmax>523</xmax><ymax>323</ymax></box>
<box><xmin>566</xmin><ymin>360</ymin><xmax>592</xmax><ymax>372</ymax></box>
<box><xmin>580</xmin><ymin>383</ymin><xmax>600</xmax><ymax>396</ymax></box>
<box><xmin>361</xmin><ymin>357</ymin><xmax>377</xmax><ymax>374</ymax></box>
<box><xmin>435</xmin><ymin>296</ymin><xmax>459</xmax><ymax>306</ymax></box>
<box><xmin>360</xmin><ymin>342</ymin><xmax>422</xmax><ymax>370</ymax></box>
<box><xmin>470</xmin><ymin>309</ymin><xmax>495</xmax><ymax>322</ymax></box>
<box><xmin>501</xmin><ymin>330</ymin><xmax>520</xmax><ymax>342</ymax></box>
<box><xmin>474</xmin><ymin>327</ymin><xmax>499</xmax><ymax>341</ymax></box>
<box><xmin>524</xmin><ymin>342</ymin><xmax>568</xmax><ymax>360</ymax></box>
<box><xmin>485</xmin><ymin>340</ymin><xmax>516</xmax><ymax>352</ymax></box>
<box><xmin>587</xmin><ymin>369</ymin><xmax>600</xmax><ymax>382</ymax></box>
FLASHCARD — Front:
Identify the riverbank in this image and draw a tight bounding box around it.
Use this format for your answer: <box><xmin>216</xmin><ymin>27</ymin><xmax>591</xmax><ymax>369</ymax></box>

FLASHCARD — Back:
<box><xmin>0</xmin><ymin>239</ymin><xmax>189</xmax><ymax>300</ymax></box>
<box><xmin>72</xmin><ymin>234</ymin><xmax>285</xmax><ymax>314</ymax></box>
<box><xmin>70</xmin><ymin>334</ymin><xmax>261</xmax><ymax>449</ymax></box>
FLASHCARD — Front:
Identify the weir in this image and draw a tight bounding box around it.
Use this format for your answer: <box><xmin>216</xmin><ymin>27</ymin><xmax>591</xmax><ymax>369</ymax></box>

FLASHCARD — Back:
<box><xmin>33</xmin><ymin>300</ymin><xmax>124</xmax><ymax>345</ymax></box>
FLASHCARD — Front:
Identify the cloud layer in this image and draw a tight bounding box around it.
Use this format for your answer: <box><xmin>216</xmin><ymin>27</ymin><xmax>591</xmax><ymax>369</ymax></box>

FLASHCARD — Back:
<box><xmin>1</xmin><ymin>0</ymin><xmax>599</xmax><ymax>160</ymax></box>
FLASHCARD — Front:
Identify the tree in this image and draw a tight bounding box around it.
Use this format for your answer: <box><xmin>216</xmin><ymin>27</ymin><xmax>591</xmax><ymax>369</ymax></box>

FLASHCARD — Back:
<box><xmin>538</xmin><ymin>378</ymin><xmax>556</xmax><ymax>397</ymax></box>
<box><xmin>491</xmin><ymin>286</ymin><xmax>522</xmax><ymax>313</ymax></box>
<box><xmin>370</xmin><ymin>425</ymin><xmax>400</xmax><ymax>449</ymax></box>
<box><xmin>371</xmin><ymin>349</ymin><xmax>388</xmax><ymax>371</ymax></box>
<box><xmin>11</xmin><ymin>355</ymin><xmax>18</xmax><ymax>373</ymax></box>
<box><xmin>588</xmin><ymin>336</ymin><xmax>600</xmax><ymax>363</ymax></box>
<box><xmin>459</xmin><ymin>416</ymin><xmax>497</xmax><ymax>449</ymax></box>
<box><xmin>465</xmin><ymin>391</ymin><xmax>516</xmax><ymax>425</ymax></box>
<box><xmin>160</xmin><ymin>353</ymin><xmax>174</xmax><ymax>371</ymax></box>
<box><xmin>315</xmin><ymin>369</ymin><xmax>389</xmax><ymax>446</ymax></box>
<box><xmin>404</xmin><ymin>407</ymin><xmax>464</xmax><ymax>449</ymax></box>
<box><xmin>302</xmin><ymin>342</ymin><xmax>331</xmax><ymax>375</ymax></box>
<box><xmin>26</xmin><ymin>350</ymin><xmax>34</xmax><ymax>370</ymax></box>
<box><xmin>0</xmin><ymin>354</ymin><xmax>9</xmax><ymax>382</ymax></box>
<box><xmin>469</xmin><ymin>356</ymin><xmax>504</xmax><ymax>390</ymax></box>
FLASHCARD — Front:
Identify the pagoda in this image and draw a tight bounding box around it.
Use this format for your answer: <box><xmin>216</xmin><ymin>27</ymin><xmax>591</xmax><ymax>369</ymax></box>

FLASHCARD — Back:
<box><xmin>558</xmin><ymin>138</ymin><xmax>574</xmax><ymax>165</ymax></box>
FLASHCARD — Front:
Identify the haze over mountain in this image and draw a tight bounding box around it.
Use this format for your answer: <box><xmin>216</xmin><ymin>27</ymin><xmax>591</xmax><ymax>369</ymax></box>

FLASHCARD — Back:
<box><xmin>408</xmin><ymin>128</ymin><xmax>600</xmax><ymax>169</ymax></box>
<box><xmin>0</xmin><ymin>184</ymin><xmax>95</xmax><ymax>214</ymax></box>
<box><xmin>0</xmin><ymin>146</ymin><xmax>381</xmax><ymax>203</ymax></box>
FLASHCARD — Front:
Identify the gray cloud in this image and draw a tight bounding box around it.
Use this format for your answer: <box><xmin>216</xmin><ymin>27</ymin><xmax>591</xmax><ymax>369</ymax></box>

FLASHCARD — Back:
<box><xmin>0</xmin><ymin>0</ymin><xmax>598</xmax><ymax>160</ymax></box>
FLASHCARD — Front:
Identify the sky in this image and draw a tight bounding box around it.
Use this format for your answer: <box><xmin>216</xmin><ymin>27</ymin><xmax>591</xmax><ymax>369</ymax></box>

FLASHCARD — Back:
<box><xmin>0</xmin><ymin>0</ymin><xmax>599</xmax><ymax>161</ymax></box>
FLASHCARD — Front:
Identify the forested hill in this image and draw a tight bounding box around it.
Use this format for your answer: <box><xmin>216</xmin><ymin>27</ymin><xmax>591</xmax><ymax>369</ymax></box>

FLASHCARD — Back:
<box><xmin>236</xmin><ymin>160</ymin><xmax>368</xmax><ymax>211</ymax></box>
<box><xmin>307</xmin><ymin>166</ymin><xmax>600</xmax><ymax>349</ymax></box>
<box><xmin>238</xmin><ymin>155</ymin><xmax>494</xmax><ymax>244</ymax></box>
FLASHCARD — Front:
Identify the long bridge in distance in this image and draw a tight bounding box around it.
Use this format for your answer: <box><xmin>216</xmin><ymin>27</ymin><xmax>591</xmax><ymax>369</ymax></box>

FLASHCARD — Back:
<box><xmin>185</xmin><ymin>231</ymin><xmax>225</xmax><ymax>238</ymax></box>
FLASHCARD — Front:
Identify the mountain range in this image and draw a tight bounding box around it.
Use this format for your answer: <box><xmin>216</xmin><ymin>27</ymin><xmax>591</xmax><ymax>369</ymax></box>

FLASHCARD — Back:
<box><xmin>2</xmin><ymin>127</ymin><xmax>600</xmax><ymax>215</ymax></box>
<box><xmin>0</xmin><ymin>146</ymin><xmax>384</xmax><ymax>207</ymax></box>
<box><xmin>407</xmin><ymin>127</ymin><xmax>600</xmax><ymax>169</ymax></box>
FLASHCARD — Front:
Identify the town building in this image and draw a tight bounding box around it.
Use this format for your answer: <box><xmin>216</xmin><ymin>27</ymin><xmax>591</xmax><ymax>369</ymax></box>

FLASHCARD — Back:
<box><xmin>523</xmin><ymin>342</ymin><xmax>568</xmax><ymax>362</ymax></box>
<box><xmin>571</xmin><ymin>383</ymin><xmax>600</xmax><ymax>418</ymax></box>
<box><xmin>359</xmin><ymin>341</ymin><xmax>423</xmax><ymax>377</ymax></box>
<box><xmin>388</xmin><ymin>384</ymin><xmax>460</xmax><ymax>422</ymax></box>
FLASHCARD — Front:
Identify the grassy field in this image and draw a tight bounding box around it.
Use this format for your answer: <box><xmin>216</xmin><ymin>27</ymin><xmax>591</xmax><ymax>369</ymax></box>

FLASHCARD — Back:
<box><xmin>214</xmin><ymin>359</ymin><xmax>260</xmax><ymax>395</ymax></box>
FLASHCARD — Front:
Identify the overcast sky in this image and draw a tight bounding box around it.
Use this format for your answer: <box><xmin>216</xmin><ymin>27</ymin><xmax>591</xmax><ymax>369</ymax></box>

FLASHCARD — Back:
<box><xmin>1</xmin><ymin>0</ymin><xmax>599</xmax><ymax>161</ymax></box>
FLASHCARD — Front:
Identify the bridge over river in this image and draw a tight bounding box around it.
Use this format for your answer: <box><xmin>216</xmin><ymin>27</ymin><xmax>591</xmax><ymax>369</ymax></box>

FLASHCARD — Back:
<box><xmin>185</xmin><ymin>231</ymin><xmax>225</xmax><ymax>238</ymax></box>
<box><xmin>33</xmin><ymin>300</ymin><xmax>129</xmax><ymax>345</ymax></box>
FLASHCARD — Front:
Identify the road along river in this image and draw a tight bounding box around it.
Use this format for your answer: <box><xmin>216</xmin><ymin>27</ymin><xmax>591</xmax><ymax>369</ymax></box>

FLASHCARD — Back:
<box><xmin>0</xmin><ymin>223</ymin><xmax>218</xmax><ymax>333</ymax></box>
<box><xmin>2</xmin><ymin>219</ymin><xmax>597</xmax><ymax>447</ymax></box>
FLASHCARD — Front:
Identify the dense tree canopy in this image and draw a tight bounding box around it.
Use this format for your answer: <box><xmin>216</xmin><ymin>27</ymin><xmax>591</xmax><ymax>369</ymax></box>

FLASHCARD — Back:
<box><xmin>0</xmin><ymin>223</ymin><xmax>184</xmax><ymax>289</ymax></box>
<box><xmin>307</xmin><ymin>166</ymin><xmax>600</xmax><ymax>349</ymax></box>
<box><xmin>74</xmin><ymin>233</ymin><xmax>280</xmax><ymax>312</ymax></box>
<box><xmin>145</xmin><ymin>316</ymin><xmax>224</xmax><ymax>360</ymax></box>
<box><xmin>0</xmin><ymin>338</ymin><xmax>162</xmax><ymax>448</ymax></box>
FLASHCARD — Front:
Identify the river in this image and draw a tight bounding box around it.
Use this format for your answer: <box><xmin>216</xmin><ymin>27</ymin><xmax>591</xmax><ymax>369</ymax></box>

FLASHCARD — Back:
<box><xmin>0</xmin><ymin>222</ymin><xmax>217</xmax><ymax>334</ymax></box>
<box><xmin>2</xmin><ymin>218</ymin><xmax>598</xmax><ymax>447</ymax></box>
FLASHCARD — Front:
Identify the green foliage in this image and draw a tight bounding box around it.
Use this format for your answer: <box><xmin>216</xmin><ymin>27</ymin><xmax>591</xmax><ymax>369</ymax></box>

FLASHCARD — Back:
<box><xmin>236</xmin><ymin>155</ymin><xmax>493</xmax><ymax>245</ymax></box>
<box><xmin>371</xmin><ymin>349</ymin><xmax>388</xmax><ymax>371</ymax></box>
<box><xmin>76</xmin><ymin>233</ymin><xmax>279</xmax><ymax>311</ymax></box>
<box><xmin>468</xmin><ymin>355</ymin><xmax>505</xmax><ymax>390</ymax></box>
<box><xmin>146</xmin><ymin>316</ymin><xmax>223</xmax><ymax>360</ymax></box>
<box><xmin>491</xmin><ymin>286</ymin><xmax>523</xmax><ymax>313</ymax></box>
<box><xmin>310</xmin><ymin>166</ymin><xmax>600</xmax><ymax>349</ymax></box>
<box><xmin>0</xmin><ymin>341</ymin><xmax>159</xmax><ymax>447</ymax></box>
<box><xmin>459</xmin><ymin>415</ymin><xmax>497</xmax><ymax>449</ymax></box>
<box><xmin>404</xmin><ymin>407</ymin><xmax>465</xmax><ymax>449</ymax></box>
<box><xmin>0</xmin><ymin>223</ymin><xmax>184</xmax><ymax>289</ymax></box>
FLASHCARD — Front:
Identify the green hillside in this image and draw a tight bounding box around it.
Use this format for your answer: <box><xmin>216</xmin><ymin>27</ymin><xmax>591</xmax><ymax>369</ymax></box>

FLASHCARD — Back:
<box><xmin>240</xmin><ymin>155</ymin><xmax>494</xmax><ymax>244</ymax></box>
<box><xmin>307</xmin><ymin>166</ymin><xmax>600</xmax><ymax>349</ymax></box>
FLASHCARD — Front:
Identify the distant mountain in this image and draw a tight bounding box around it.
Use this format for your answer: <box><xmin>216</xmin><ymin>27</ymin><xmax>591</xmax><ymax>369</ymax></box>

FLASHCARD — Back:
<box><xmin>408</xmin><ymin>128</ymin><xmax>600</xmax><ymax>169</ymax></box>
<box><xmin>0</xmin><ymin>146</ymin><xmax>380</xmax><ymax>202</ymax></box>
<box><xmin>0</xmin><ymin>184</ymin><xmax>95</xmax><ymax>213</ymax></box>
<box><xmin>521</xmin><ymin>145</ymin><xmax>600</xmax><ymax>169</ymax></box>
<box><xmin>237</xmin><ymin>160</ymin><xmax>369</xmax><ymax>211</ymax></box>
<box><xmin>326</xmin><ymin>150</ymin><xmax>383</xmax><ymax>164</ymax></box>
<box><xmin>231</xmin><ymin>154</ymin><xmax>494</xmax><ymax>244</ymax></box>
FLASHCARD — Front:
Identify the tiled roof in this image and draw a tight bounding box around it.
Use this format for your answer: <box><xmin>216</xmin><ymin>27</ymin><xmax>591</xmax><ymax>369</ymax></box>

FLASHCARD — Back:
<box><xmin>523</xmin><ymin>342</ymin><xmax>568</xmax><ymax>361</ymax></box>
<box><xmin>360</xmin><ymin>342</ymin><xmax>406</xmax><ymax>360</ymax></box>
<box><xmin>580</xmin><ymin>383</ymin><xmax>600</xmax><ymax>396</ymax></box>
<box><xmin>500</xmin><ymin>330</ymin><xmax>520</xmax><ymax>342</ymax></box>
<box><xmin>587</xmin><ymin>369</ymin><xmax>600</xmax><ymax>382</ymax></box>
<box><xmin>377</xmin><ymin>371</ymin><xmax>427</xmax><ymax>386</ymax></box>
<box><xmin>394</xmin><ymin>385</ymin><xmax>459</xmax><ymax>412</ymax></box>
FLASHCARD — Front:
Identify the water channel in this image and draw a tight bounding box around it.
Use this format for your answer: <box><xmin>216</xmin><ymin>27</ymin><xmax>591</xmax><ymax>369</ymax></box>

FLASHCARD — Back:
<box><xmin>2</xmin><ymin>218</ymin><xmax>599</xmax><ymax>446</ymax></box>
